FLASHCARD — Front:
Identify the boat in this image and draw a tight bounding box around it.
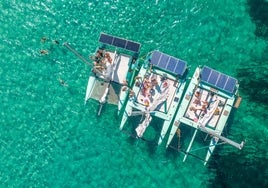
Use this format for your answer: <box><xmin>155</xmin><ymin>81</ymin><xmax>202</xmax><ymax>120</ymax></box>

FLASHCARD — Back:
<box><xmin>166</xmin><ymin>65</ymin><xmax>245</xmax><ymax>165</ymax></box>
<box><xmin>120</xmin><ymin>50</ymin><xmax>189</xmax><ymax>145</ymax></box>
<box><xmin>81</xmin><ymin>33</ymin><xmax>141</xmax><ymax>115</ymax></box>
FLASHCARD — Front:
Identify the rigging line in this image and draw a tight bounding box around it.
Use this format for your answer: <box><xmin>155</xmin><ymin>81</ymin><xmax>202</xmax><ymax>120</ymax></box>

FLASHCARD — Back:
<box><xmin>168</xmin><ymin>145</ymin><xmax>206</xmax><ymax>162</ymax></box>
<box><xmin>189</xmin><ymin>141</ymin><xmax>227</xmax><ymax>153</ymax></box>
<box><xmin>121</xmin><ymin>130</ymin><xmax>157</xmax><ymax>146</ymax></box>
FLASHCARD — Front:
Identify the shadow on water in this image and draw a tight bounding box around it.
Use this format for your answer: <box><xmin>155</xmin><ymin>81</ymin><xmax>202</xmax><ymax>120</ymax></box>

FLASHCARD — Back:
<box><xmin>248</xmin><ymin>0</ymin><xmax>268</xmax><ymax>38</ymax></box>
<box><xmin>121</xmin><ymin>115</ymin><xmax>161</xmax><ymax>155</ymax></box>
<box><xmin>237</xmin><ymin>67</ymin><xmax>268</xmax><ymax>106</ymax></box>
<box><xmin>210</xmin><ymin>150</ymin><xmax>268</xmax><ymax>187</ymax></box>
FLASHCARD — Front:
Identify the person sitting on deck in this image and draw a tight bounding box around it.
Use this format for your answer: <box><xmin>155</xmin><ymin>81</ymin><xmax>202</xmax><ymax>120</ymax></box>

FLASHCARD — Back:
<box><xmin>104</xmin><ymin>52</ymin><xmax>112</xmax><ymax>63</ymax></box>
<box><xmin>90</xmin><ymin>49</ymin><xmax>105</xmax><ymax>65</ymax></box>
<box><xmin>151</xmin><ymin>76</ymin><xmax>159</xmax><ymax>88</ymax></box>
<box><xmin>193</xmin><ymin>91</ymin><xmax>201</xmax><ymax>105</ymax></box>
<box><xmin>190</xmin><ymin>100</ymin><xmax>208</xmax><ymax>113</ymax></box>
<box><xmin>141</xmin><ymin>77</ymin><xmax>152</xmax><ymax>97</ymax></box>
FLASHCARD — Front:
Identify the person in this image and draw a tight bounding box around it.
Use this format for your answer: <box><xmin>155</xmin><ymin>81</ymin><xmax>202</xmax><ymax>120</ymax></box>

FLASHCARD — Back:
<box><xmin>58</xmin><ymin>78</ymin><xmax>68</xmax><ymax>87</ymax></box>
<box><xmin>53</xmin><ymin>40</ymin><xmax>59</xmax><ymax>44</ymax></box>
<box><xmin>144</xmin><ymin>97</ymin><xmax>150</xmax><ymax>107</ymax></box>
<box><xmin>105</xmin><ymin>52</ymin><xmax>112</xmax><ymax>63</ymax></box>
<box><xmin>141</xmin><ymin>77</ymin><xmax>152</xmax><ymax>96</ymax></box>
<box><xmin>193</xmin><ymin>91</ymin><xmax>201</xmax><ymax>105</ymax></box>
<box><xmin>40</xmin><ymin>49</ymin><xmax>49</xmax><ymax>55</ymax></box>
<box><xmin>151</xmin><ymin>76</ymin><xmax>158</xmax><ymax>87</ymax></box>
<box><xmin>190</xmin><ymin>100</ymin><xmax>208</xmax><ymax>113</ymax></box>
<box><xmin>129</xmin><ymin>89</ymin><xmax>135</xmax><ymax>98</ymax></box>
<box><xmin>41</xmin><ymin>37</ymin><xmax>48</xmax><ymax>43</ymax></box>
<box><xmin>90</xmin><ymin>49</ymin><xmax>105</xmax><ymax>64</ymax></box>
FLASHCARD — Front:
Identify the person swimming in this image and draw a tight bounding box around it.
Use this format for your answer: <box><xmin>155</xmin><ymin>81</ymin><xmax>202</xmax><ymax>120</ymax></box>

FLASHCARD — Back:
<box><xmin>40</xmin><ymin>49</ymin><xmax>49</xmax><ymax>55</ymax></box>
<box><xmin>58</xmin><ymin>78</ymin><xmax>68</xmax><ymax>87</ymax></box>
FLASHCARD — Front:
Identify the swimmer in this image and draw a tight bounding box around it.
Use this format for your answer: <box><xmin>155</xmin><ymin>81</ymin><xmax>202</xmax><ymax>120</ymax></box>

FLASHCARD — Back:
<box><xmin>40</xmin><ymin>49</ymin><xmax>49</xmax><ymax>55</ymax></box>
<box><xmin>41</xmin><ymin>37</ymin><xmax>48</xmax><ymax>43</ymax></box>
<box><xmin>58</xmin><ymin>78</ymin><xmax>68</xmax><ymax>87</ymax></box>
<box><xmin>53</xmin><ymin>40</ymin><xmax>60</xmax><ymax>45</ymax></box>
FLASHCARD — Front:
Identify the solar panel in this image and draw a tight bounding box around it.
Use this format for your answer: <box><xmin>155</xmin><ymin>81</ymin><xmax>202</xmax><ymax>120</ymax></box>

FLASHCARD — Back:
<box><xmin>150</xmin><ymin>51</ymin><xmax>187</xmax><ymax>77</ymax></box>
<box><xmin>200</xmin><ymin>66</ymin><xmax>237</xmax><ymax>94</ymax></box>
<box><xmin>99</xmin><ymin>33</ymin><xmax>141</xmax><ymax>53</ymax></box>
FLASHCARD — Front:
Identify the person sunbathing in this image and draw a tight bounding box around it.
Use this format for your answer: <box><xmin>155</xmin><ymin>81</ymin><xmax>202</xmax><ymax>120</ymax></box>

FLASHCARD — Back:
<box><xmin>105</xmin><ymin>53</ymin><xmax>112</xmax><ymax>63</ymax></box>
<box><xmin>190</xmin><ymin>100</ymin><xmax>208</xmax><ymax>113</ymax></box>
<box><xmin>193</xmin><ymin>91</ymin><xmax>201</xmax><ymax>105</ymax></box>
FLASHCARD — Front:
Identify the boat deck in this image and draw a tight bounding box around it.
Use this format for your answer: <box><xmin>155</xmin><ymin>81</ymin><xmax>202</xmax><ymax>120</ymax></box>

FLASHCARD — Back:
<box><xmin>183</xmin><ymin>87</ymin><xmax>227</xmax><ymax>129</ymax></box>
<box><xmin>134</xmin><ymin>70</ymin><xmax>179</xmax><ymax>114</ymax></box>
<box><xmin>88</xmin><ymin>51</ymin><xmax>133</xmax><ymax>105</ymax></box>
<box><xmin>94</xmin><ymin>51</ymin><xmax>132</xmax><ymax>84</ymax></box>
<box><xmin>113</xmin><ymin>53</ymin><xmax>132</xmax><ymax>84</ymax></box>
<box><xmin>89</xmin><ymin>80</ymin><xmax>122</xmax><ymax>105</ymax></box>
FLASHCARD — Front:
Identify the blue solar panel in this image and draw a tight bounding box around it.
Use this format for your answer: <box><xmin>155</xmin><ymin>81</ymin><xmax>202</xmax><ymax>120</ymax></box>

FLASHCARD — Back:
<box><xmin>126</xmin><ymin>41</ymin><xmax>140</xmax><ymax>52</ymax></box>
<box><xmin>225</xmin><ymin>77</ymin><xmax>237</xmax><ymax>93</ymax></box>
<box><xmin>159</xmin><ymin>53</ymin><xmax>169</xmax><ymax>69</ymax></box>
<box><xmin>175</xmin><ymin>60</ymin><xmax>187</xmax><ymax>76</ymax></box>
<box><xmin>201</xmin><ymin>66</ymin><xmax>237</xmax><ymax>94</ymax></box>
<box><xmin>150</xmin><ymin>51</ymin><xmax>187</xmax><ymax>77</ymax></box>
<box><xmin>209</xmin><ymin>70</ymin><xmax>219</xmax><ymax>85</ymax></box>
<box><xmin>113</xmin><ymin>37</ymin><xmax>126</xmax><ymax>49</ymax></box>
<box><xmin>99</xmin><ymin>34</ymin><xmax>113</xmax><ymax>45</ymax></box>
<box><xmin>201</xmin><ymin>66</ymin><xmax>211</xmax><ymax>81</ymax></box>
<box><xmin>151</xmin><ymin>51</ymin><xmax>161</xmax><ymax>64</ymax></box>
<box><xmin>216</xmin><ymin>74</ymin><xmax>228</xmax><ymax>89</ymax></box>
<box><xmin>167</xmin><ymin>57</ymin><xmax>177</xmax><ymax>72</ymax></box>
<box><xmin>99</xmin><ymin>33</ymin><xmax>141</xmax><ymax>53</ymax></box>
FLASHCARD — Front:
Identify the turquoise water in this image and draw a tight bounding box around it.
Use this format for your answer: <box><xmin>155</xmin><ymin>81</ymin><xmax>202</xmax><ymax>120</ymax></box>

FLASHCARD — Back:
<box><xmin>1</xmin><ymin>0</ymin><xmax>267</xmax><ymax>187</ymax></box>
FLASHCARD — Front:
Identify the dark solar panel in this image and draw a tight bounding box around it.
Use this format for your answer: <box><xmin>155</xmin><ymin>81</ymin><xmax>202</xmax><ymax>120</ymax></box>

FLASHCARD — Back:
<box><xmin>159</xmin><ymin>53</ymin><xmax>169</xmax><ymax>69</ymax></box>
<box><xmin>167</xmin><ymin>57</ymin><xmax>177</xmax><ymax>72</ymax></box>
<box><xmin>113</xmin><ymin>37</ymin><xmax>126</xmax><ymax>48</ymax></box>
<box><xmin>99</xmin><ymin>34</ymin><xmax>113</xmax><ymax>45</ymax></box>
<box><xmin>151</xmin><ymin>50</ymin><xmax>161</xmax><ymax>64</ymax></box>
<box><xmin>126</xmin><ymin>41</ymin><xmax>140</xmax><ymax>52</ymax></box>
<box><xmin>99</xmin><ymin>33</ymin><xmax>140</xmax><ymax>53</ymax></box>
<box><xmin>201</xmin><ymin>66</ymin><xmax>237</xmax><ymax>94</ymax></box>
<box><xmin>150</xmin><ymin>51</ymin><xmax>187</xmax><ymax>76</ymax></box>
<box><xmin>175</xmin><ymin>60</ymin><xmax>187</xmax><ymax>76</ymax></box>
<box><xmin>225</xmin><ymin>77</ymin><xmax>237</xmax><ymax>93</ymax></box>
<box><xmin>216</xmin><ymin>74</ymin><xmax>228</xmax><ymax>89</ymax></box>
<box><xmin>209</xmin><ymin>70</ymin><xmax>219</xmax><ymax>85</ymax></box>
<box><xmin>200</xmin><ymin>66</ymin><xmax>210</xmax><ymax>81</ymax></box>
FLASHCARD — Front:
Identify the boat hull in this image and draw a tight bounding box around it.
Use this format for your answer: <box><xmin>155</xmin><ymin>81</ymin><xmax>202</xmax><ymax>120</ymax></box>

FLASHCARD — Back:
<box><xmin>158</xmin><ymin>82</ymin><xmax>187</xmax><ymax>145</ymax></box>
<box><xmin>119</xmin><ymin>101</ymin><xmax>133</xmax><ymax>130</ymax></box>
<box><xmin>166</xmin><ymin>66</ymin><xmax>242</xmax><ymax>165</ymax></box>
<box><xmin>118</xmin><ymin>86</ymin><xmax>129</xmax><ymax>115</ymax></box>
<box><xmin>85</xmin><ymin>76</ymin><xmax>96</xmax><ymax>104</ymax></box>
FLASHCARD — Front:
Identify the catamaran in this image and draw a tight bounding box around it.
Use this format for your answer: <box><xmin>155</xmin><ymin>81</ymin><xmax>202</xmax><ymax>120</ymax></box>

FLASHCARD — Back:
<box><xmin>166</xmin><ymin>65</ymin><xmax>244</xmax><ymax>165</ymax></box>
<box><xmin>74</xmin><ymin>33</ymin><xmax>142</xmax><ymax>115</ymax></box>
<box><xmin>120</xmin><ymin>50</ymin><xmax>189</xmax><ymax>145</ymax></box>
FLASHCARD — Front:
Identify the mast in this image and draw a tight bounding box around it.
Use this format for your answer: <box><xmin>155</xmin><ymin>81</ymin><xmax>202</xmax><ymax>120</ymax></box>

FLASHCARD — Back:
<box><xmin>63</xmin><ymin>43</ymin><xmax>91</xmax><ymax>66</ymax></box>
<box><xmin>198</xmin><ymin>126</ymin><xmax>245</xmax><ymax>150</ymax></box>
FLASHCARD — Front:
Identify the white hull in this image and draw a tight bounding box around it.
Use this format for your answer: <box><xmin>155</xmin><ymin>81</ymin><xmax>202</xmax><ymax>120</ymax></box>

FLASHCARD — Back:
<box><xmin>166</xmin><ymin>120</ymin><xmax>180</xmax><ymax>148</ymax></box>
<box><xmin>166</xmin><ymin>67</ymin><xmax>200</xmax><ymax>148</ymax></box>
<box><xmin>118</xmin><ymin>86</ymin><xmax>129</xmax><ymax>115</ymax></box>
<box><xmin>166</xmin><ymin>66</ymin><xmax>243</xmax><ymax>165</ymax></box>
<box><xmin>158</xmin><ymin>82</ymin><xmax>186</xmax><ymax>145</ymax></box>
<box><xmin>119</xmin><ymin>102</ymin><xmax>133</xmax><ymax>130</ymax></box>
<box><xmin>204</xmin><ymin>137</ymin><xmax>219</xmax><ymax>165</ymax></box>
<box><xmin>85</xmin><ymin>76</ymin><xmax>96</xmax><ymax>104</ymax></box>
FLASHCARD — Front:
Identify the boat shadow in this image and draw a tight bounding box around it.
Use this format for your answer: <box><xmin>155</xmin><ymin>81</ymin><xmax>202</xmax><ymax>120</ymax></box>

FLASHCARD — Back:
<box><xmin>122</xmin><ymin>115</ymin><xmax>161</xmax><ymax>154</ymax></box>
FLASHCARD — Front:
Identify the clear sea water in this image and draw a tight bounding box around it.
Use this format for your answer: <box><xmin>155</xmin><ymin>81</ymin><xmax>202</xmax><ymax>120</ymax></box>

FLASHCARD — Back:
<box><xmin>1</xmin><ymin>0</ymin><xmax>267</xmax><ymax>187</ymax></box>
